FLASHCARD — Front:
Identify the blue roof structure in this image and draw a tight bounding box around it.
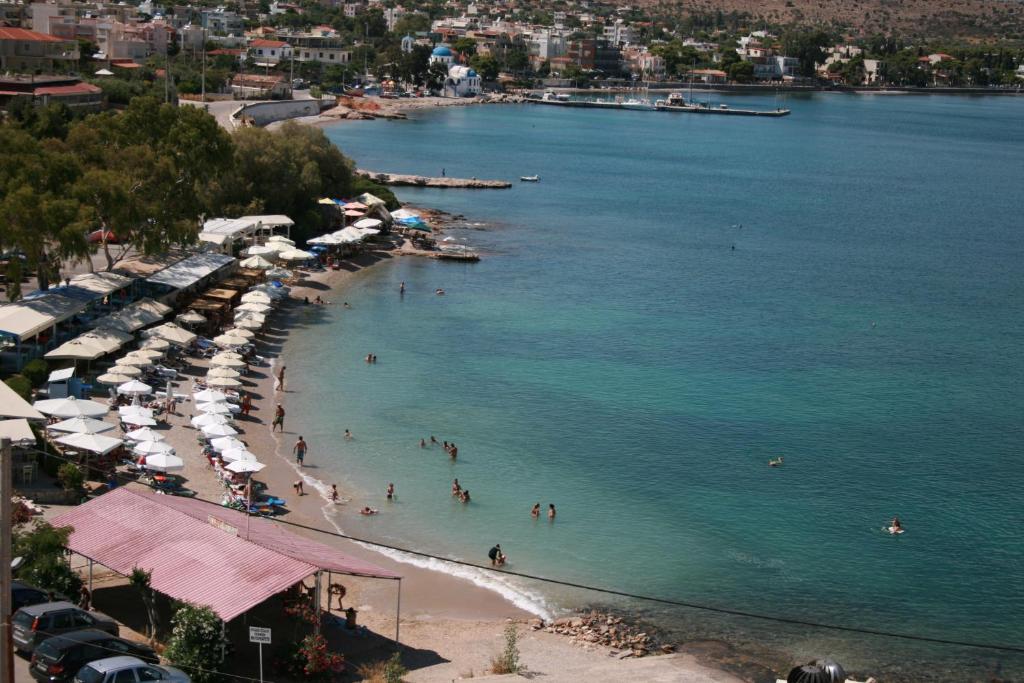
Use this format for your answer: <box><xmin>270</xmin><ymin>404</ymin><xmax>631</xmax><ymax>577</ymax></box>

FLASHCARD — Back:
<box><xmin>432</xmin><ymin>45</ymin><xmax>453</xmax><ymax>57</ymax></box>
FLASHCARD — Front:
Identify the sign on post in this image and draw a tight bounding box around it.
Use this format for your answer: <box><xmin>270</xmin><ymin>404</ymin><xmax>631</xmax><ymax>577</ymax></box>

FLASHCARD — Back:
<box><xmin>249</xmin><ymin>627</ymin><xmax>271</xmax><ymax>682</ymax></box>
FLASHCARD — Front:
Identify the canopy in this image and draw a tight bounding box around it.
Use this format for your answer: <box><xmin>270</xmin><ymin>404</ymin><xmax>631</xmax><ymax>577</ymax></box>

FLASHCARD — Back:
<box><xmin>124</xmin><ymin>427</ymin><xmax>165</xmax><ymax>442</ymax></box>
<box><xmin>266</xmin><ymin>235</ymin><xmax>295</xmax><ymax>246</ymax></box>
<box><xmin>193</xmin><ymin>389</ymin><xmax>229</xmax><ymax>403</ymax></box>
<box><xmin>0</xmin><ymin>419</ymin><xmax>37</xmax><ymax>445</ymax></box>
<box><xmin>235</xmin><ymin>302</ymin><xmax>271</xmax><ymax>313</ymax></box>
<box><xmin>205</xmin><ymin>376</ymin><xmax>242</xmax><ymax>388</ymax></box>
<box><xmin>353</xmin><ymin>218</ymin><xmax>383</xmax><ymax>230</ymax></box>
<box><xmin>234</xmin><ymin>312</ymin><xmax>266</xmax><ymax>324</ymax></box>
<box><xmin>94</xmin><ymin>298</ymin><xmax>171</xmax><ymax>333</ymax></box>
<box><xmin>201</xmin><ymin>423</ymin><xmax>238</xmax><ymax>437</ymax></box>
<box><xmin>307</xmin><ymin>234</ymin><xmax>343</xmax><ymax>246</ymax></box>
<box><xmin>146</xmin><ymin>253</ymin><xmax>236</xmax><ymax>291</ymax></box>
<box><xmin>390</xmin><ymin>208</ymin><xmax>420</xmax><ymax>221</ymax></box>
<box><xmin>191</xmin><ymin>413</ymin><xmax>231</xmax><ymax>428</ymax></box>
<box><xmin>265</xmin><ymin>268</ymin><xmax>292</xmax><ymax>280</ymax></box>
<box><xmin>0</xmin><ymin>292</ymin><xmax>86</xmax><ymax>342</ymax></box>
<box><xmin>240</xmin><ymin>291</ymin><xmax>273</xmax><ymax>305</ymax></box>
<box><xmin>277</xmin><ymin>249</ymin><xmax>314</xmax><ymax>262</ymax></box>
<box><xmin>141</xmin><ymin>452</ymin><xmax>183</xmax><ymax>472</ymax></box>
<box><xmin>52</xmin><ymin>488</ymin><xmax>397</xmax><ymax>622</ymax></box>
<box><xmin>120</xmin><ymin>413</ymin><xmax>157</xmax><ymax>427</ymax></box>
<box><xmin>44</xmin><ymin>338</ymin><xmax>109</xmax><ymax>361</ymax></box>
<box><xmin>118</xmin><ymin>406</ymin><xmax>153</xmax><ymax>420</ymax></box>
<box><xmin>332</xmin><ymin>227</ymin><xmax>366</xmax><ymax>244</ymax></box>
<box><xmin>244</xmin><ymin>245</ymin><xmax>280</xmax><ymax>257</ymax></box>
<box><xmin>55</xmin><ymin>432</ymin><xmax>122</xmax><ymax>455</ymax></box>
<box><xmin>226</xmin><ymin>460</ymin><xmax>264</xmax><ymax>474</ymax></box>
<box><xmin>344</xmin><ymin>209</ymin><xmax>365</xmax><ymax>217</ymax></box>
<box><xmin>33</xmin><ymin>397</ymin><xmax>108</xmax><ymax>419</ymax></box>
<box><xmin>0</xmin><ymin>381</ymin><xmax>45</xmax><ymax>420</ymax></box>
<box><xmin>239</xmin><ymin>255</ymin><xmax>274</xmax><ymax>270</ymax></box>
<box><xmin>96</xmin><ymin>372</ymin><xmax>137</xmax><ymax>386</ymax></box>
<box><xmin>141</xmin><ymin>323</ymin><xmax>197</xmax><ymax>347</ymax></box>
<box><xmin>46</xmin><ymin>417</ymin><xmax>116</xmax><ymax>435</ymax></box>
<box><xmin>210</xmin><ymin>436</ymin><xmax>245</xmax><ymax>452</ymax></box>
<box><xmin>220</xmin><ymin>447</ymin><xmax>258</xmax><ymax>463</ymax></box>
<box><xmin>133</xmin><ymin>440</ymin><xmax>174</xmax><ymax>455</ymax></box>
<box><xmin>117</xmin><ymin>380</ymin><xmax>153</xmax><ymax>396</ymax></box>
<box><xmin>176</xmin><ymin>311</ymin><xmax>207</xmax><ymax>325</ymax></box>
<box><xmin>207</xmin><ymin>367</ymin><xmax>240</xmax><ymax>379</ymax></box>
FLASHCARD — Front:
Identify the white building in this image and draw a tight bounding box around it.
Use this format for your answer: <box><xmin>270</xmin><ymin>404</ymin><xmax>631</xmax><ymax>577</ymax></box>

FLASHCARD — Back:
<box><xmin>248</xmin><ymin>38</ymin><xmax>291</xmax><ymax>66</ymax></box>
<box><xmin>443</xmin><ymin>64</ymin><xmax>480</xmax><ymax>96</ymax></box>
<box><xmin>602</xmin><ymin>19</ymin><xmax>635</xmax><ymax>46</ymax></box>
<box><xmin>429</xmin><ymin>44</ymin><xmax>454</xmax><ymax>66</ymax></box>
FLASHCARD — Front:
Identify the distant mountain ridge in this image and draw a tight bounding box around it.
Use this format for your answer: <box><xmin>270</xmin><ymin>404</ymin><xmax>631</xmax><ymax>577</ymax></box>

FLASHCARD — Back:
<box><xmin>640</xmin><ymin>0</ymin><xmax>1024</xmax><ymax>41</ymax></box>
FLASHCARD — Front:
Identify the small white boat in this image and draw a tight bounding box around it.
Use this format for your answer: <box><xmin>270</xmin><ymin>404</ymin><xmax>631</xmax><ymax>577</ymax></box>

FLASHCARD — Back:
<box><xmin>520</xmin><ymin>175</ymin><xmax>540</xmax><ymax>182</ymax></box>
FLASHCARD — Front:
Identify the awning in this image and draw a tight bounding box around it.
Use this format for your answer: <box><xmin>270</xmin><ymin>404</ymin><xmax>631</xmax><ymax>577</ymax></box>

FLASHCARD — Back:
<box><xmin>54</xmin><ymin>431</ymin><xmax>123</xmax><ymax>455</ymax></box>
<box><xmin>0</xmin><ymin>293</ymin><xmax>87</xmax><ymax>342</ymax></box>
<box><xmin>0</xmin><ymin>419</ymin><xmax>36</xmax><ymax>445</ymax></box>
<box><xmin>44</xmin><ymin>338</ymin><xmax>108</xmax><ymax>361</ymax></box>
<box><xmin>52</xmin><ymin>488</ymin><xmax>398</xmax><ymax>622</ymax></box>
<box><xmin>146</xmin><ymin>253</ymin><xmax>236</xmax><ymax>290</ymax></box>
<box><xmin>0</xmin><ymin>381</ymin><xmax>45</xmax><ymax>420</ymax></box>
<box><xmin>93</xmin><ymin>298</ymin><xmax>171</xmax><ymax>333</ymax></box>
<box><xmin>140</xmin><ymin>323</ymin><xmax>197</xmax><ymax>347</ymax></box>
<box><xmin>62</xmin><ymin>272</ymin><xmax>134</xmax><ymax>300</ymax></box>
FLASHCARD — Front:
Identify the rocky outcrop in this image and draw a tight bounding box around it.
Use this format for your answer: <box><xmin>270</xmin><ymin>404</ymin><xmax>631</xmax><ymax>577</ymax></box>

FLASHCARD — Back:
<box><xmin>530</xmin><ymin>611</ymin><xmax>673</xmax><ymax>659</ymax></box>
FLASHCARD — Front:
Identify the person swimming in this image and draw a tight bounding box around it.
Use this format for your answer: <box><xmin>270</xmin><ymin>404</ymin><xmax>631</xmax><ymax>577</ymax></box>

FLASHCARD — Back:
<box><xmin>386</xmin><ymin>482</ymin><xmax>395</xmax><ymax>500</ymax></box>
<box><xmin>891</xmin><ymin>517</ymin><xmax>902</xmax><ymax>532</ymax></box>
<box><xmin>531</xmin><ymin>503</ymin><xmax>540</xmax><ymax>518</ymax></box>
<box><xmin>360</xmin><ymin>507</ymin><xmax>378</xmax><ymax>515</ymax></box>
<box><xmin>452</xmin><ymin>479</ymin><xmax>462</xmax><ymax>496</ymax></box>
<box><xmin>460</xmin><ymin>489</ymin><xmax>470</xmax><ymax>503</ymax></box>
<box><xmin>548</xmin><ymin>503</ymin><xmax>556</xmax><ymax>520</ymax></box>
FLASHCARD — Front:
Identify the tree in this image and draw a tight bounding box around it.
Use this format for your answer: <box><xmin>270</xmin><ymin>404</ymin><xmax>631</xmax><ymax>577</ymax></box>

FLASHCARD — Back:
<box><xmin>56</xmin><ymin>463</ymin><xmax>84</xmax><ymax>494</ymax></box>
<box><xmin>164</xmin><ymin>603</ymin><xmax>227</xmax><ymax>683</ymax></box>
<box><xmin>469</xmin><ymin>54</ymin><xmax>499</xmax><ymax>81</ymax></box>
<box><xmin>130</xmin><ymin>567</ymin><xmax>160</xmax><ymax>642</ymax></box>
<box><xmin>393</xmin><ymin>13</ymin><xmax>430</xmax><ymax>36</ymax></box>
<box><xmin>719</xmin><ymin>49</ymin><xmax>741</xmax><ymax>71</ymax></box>
<box><xmin>780</xmin><ymin>30</ymin><xmax>833</xmax><ymax>77</ymax></box>
<box><xmin>427</xmin><ymin>61</ymin><xmax>449</xmax><ymax>91</ymax></box>
<box><xmin>452</xmin><ymin>37</ymin><xmax>477</xmax><ymax>57</ymax></box>
<box><xmin>13</xmin><ymin>522</ymin><xmax>82</xmax><ymax>597</ymax></box>
<box><xmin>728</xmin><ymin>60</ymin><xmax>754</xmax><ymax>83</ymax></box>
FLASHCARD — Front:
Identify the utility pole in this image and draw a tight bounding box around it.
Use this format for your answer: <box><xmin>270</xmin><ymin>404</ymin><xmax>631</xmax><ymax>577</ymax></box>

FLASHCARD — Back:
<box><xmin>1</xmin><ymin>438</ymin><xmax>13</xmax><ymax>683</ymax></box>
<box><xmin>164</xmin><ymin>45</ymin><xmax>170</xmax><ymax>103</ymax></box>
<box><xmin>201</xmin><ymin>26</ymin><xmax>207</xmax><ymax>103</ymax></box>
<box><xmin>363</xmin><ymin>22</ymin><xmax>368</xmax><ymax>83</ymax></box>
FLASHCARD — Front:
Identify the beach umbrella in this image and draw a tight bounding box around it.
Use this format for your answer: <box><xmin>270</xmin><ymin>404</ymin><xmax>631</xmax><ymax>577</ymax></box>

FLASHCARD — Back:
<box><xmin>353</xmin><ymin>218</ymin><xmax>383</xmax><ymax>229</ymax></box>
<box><xmin>241</xmin><ymin>290</ymin><xmax>273</xmax><ymax>305</ymax></box>
<box><xmin>205</xmin><ymin>376</ymin><xmax>242</xmax><ymax>388</ymax></box>
<box><xmin>235</xmin><ymin>302</ymin><xmax>271</xmax><ymax>313</ymax></box>
<box><xmin>212</xmin><ymin>333</ymin><xmax>249</xmax><ymax>349</ymax></box>
<box><xmin>133</xmin><ymin>440</ymin><xmax>175</xmax><ymax>456</ymax></box>
<box><xmin>124</xmin><ymin>427</ymin><xmax>165</xmax><ymax>442</ymax></box>
<box><xmin>46</xmin><ymin>417</ymin><xmax>116</xmax><ymax>435</ymax></box>
<box><xmin>201</xmin><ymin>422</ymin><xmax>238</xmax><ymax>437</ymax></box>
<box><xmin>210</xmin><ymin>355</ymin><xmax>246</xmax><ymax>368</ymax></box>
<box><xmin>140</xmin><ymin>337</ymin><xmax>170</xmax><ymax>351</ymax></box>
<box><xmin>220</xmin><ymin>447</ymin><xmax>259</xmax><ymax>463</ymax></box>
<box><xmin>193</xmin><ymin>388</ymin><xmax>229</xmax><ymax>403</ymax></box>
<box><xmin>55</xmin><ymin>432</ymin><xmax>122</xmax><ymax>455</ymax></box>
<box><xmin>210</xmin><ymin>436</ymin><xmax>245</xmax><ymax>452</ymax></box>
<box><xmin>223</xmin><ymin>327</ymin><xmax>255</xmax><ymax>339</ymax></box>
<box><xmin>190</xmin><ymin>412</ymin><xmax>232</xmax><ymax>428</ymax></box>
<box><xmin>307</xmin><ymin>234</ymin><xmax>343</xmax><ymax>246</ymax></box>
<box><xmin>207</xmin><ymin>366</ymin><xmax>240</xmax><ymax>379</ymax></box>
<box><xmin>232</xmin><ymin>318</ymin><xmax>262</xmax><ymax>330</ymax></box>
<box><xmin>252</xmin><ymin>283</ymin><xmax>289</xmax><ymax>298</ymax></box>
<box><xmin>245</xmin><ymin>245</ymin><xmax>278</xmax><ymax>257</ymax></box>
<box><xmin>176</xmin><ymin>310</ymin><xmax>207</xmax><ymax>326</ymax></box>
<box><xmin>226</xmin><ymin>460</ymin><xmax>265</xmax><ymax>474</ymax></box>
<box><xmin>142</xmin><ymin>452</ymin><xmax>184</xmax><ymax>473</ymax></box>
<box><xmin>120</xmin><ymin>413</ymin><xmax>157</xmax><ymax>427</ymax></box>
<box><xmin>233</xmin><ymin>311</ymin><xmax>266</xmax><ymax>324</ymax></box>
<box><xmin>196</xmin><ymin>401</ymin><xmax>234</xmax><ymax>415</ymax></box>
<box><xmin>141</xmin><ymin>323</ymin><xmax>197</xmax><ymax>347</ymax></box>
<box><xmin>266</xmin><ymin>235</ymin><xmax>295</xmax><ymax>246</ymax></box>
<box><xmin>33</xmin><ymin>397</ymin><xmax>108</xmax><ymax>419</ymax></box>
<box><xmin>344</xmin><ymin>201</ymin><xmax>368</xmax><ymax>210</ymax></box>
<box><xmin>240</xmin><ymin>255</ymin><xmax>274</xmax><ymax>270</ymax></box>
<box><xmin>278</xmin><ymin>248</ymin><xmax>314</xmax><ymax>262</ymax></box>
<box><xmin>123</xmin><ymin>348</ymin><xmax>164</xmax><ymax>362</ymax></box>
<box><xmin>117</xmin><ymin>380</ymin><xmax>153</xmax><ymax>396</ymax></box>
<box><xmin>344</xmin><ymin>209</ymin><xmax>365</xmax><ymax>217</ymax></box>
<box><xmin>108</xmin><ymin>364</ymin><xmax>143</xmax><ymax>376</ymax></box>
<box><xmin>95</xmin><ymin>371</ymin><xmax>137</xmax><ymax>386</ymax></box>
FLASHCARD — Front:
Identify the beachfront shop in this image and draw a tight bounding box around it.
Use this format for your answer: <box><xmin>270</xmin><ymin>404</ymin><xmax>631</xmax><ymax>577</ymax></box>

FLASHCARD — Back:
<box><xmin>53</xmin><ymin>488</ymin><xmax>404</xmax><ymax>678</ymax></box>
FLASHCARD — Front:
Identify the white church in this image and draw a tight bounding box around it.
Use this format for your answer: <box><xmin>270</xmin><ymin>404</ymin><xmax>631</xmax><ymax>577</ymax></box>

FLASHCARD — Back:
<box><xmin>429</xmin><ymin>45</ymin><xmax>482</xmax><ymax>97</ymax></box>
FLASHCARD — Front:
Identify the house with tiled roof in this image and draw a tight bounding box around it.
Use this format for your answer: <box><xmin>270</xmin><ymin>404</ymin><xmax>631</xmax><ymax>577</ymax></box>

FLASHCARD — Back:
<box><xmin>248</xmin><ymin>37</ymin><xmax>291</xmax><ymax>65</ymax></box>
<box><xmin>0</xmin><ymin>26</ymin><xmax>79</xmax><ymax>72</ymax></box>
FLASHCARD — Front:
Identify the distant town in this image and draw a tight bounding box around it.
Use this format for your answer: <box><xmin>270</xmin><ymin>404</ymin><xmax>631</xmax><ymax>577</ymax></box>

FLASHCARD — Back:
<box><xmin>1</xmin><ymin>0</ymin><xmax>1024</xmax><ymax>112</ymax></box>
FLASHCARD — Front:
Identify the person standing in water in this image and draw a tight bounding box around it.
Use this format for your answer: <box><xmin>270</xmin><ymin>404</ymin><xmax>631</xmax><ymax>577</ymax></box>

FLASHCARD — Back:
<box><xmin>331</xmin><ymin>484</ymin><xmax>339</xmax><ymax>502</ymax></box>
<box><xmin>386</xmin><ymin>482</ymin><xmax>395</xmax><ymax>500</ymax></box>
<box><xmin>548</xmin><ymin>503</ymin><xmax>556</xmax><ymax>520</ymax></box>
<box><xmin>400</xmin><ymin>281</ymin><xmax>405</xmax><ymax>294</ymax></box>
<box><xmin>293</xmin><ymin>436</ymin><xmax>308</xmax><ymax>465</ymax></box>
<box><xmin>452</xmin><ymin>479</ymin><xmax>461</xmax><ymax>496</ymax></box>
<box><xmin>273</xmin><ymin>404</ymin><xmax>285</xmax><ymax>432</ymax></box>
<box><xmin>531</xmin><ymin>503</ymin><xmax>540</xmax><ymax>518</ymax></box>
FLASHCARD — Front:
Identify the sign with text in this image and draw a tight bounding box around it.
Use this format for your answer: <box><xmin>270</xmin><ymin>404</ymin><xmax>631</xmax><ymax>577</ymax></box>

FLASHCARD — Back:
<box><xmin>249</xmin><ymin>627</ymin><xmax>271</xmax><ymax>645</ymax></box>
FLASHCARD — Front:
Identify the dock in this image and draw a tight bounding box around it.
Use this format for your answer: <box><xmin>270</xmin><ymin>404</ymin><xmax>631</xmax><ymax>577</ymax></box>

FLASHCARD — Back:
<box><xmin>356</xmin><ymin>169</ymin><xmax>511</xmax><ymax>189</ymax></box>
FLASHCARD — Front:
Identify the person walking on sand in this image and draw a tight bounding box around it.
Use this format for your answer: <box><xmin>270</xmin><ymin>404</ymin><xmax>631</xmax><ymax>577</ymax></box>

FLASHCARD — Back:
<box><xmin>273</xmin><ymin>404</ymin><xmax>285</xmax><ymax>432</ymax></box>
<box><xmin>293</xmin><ymin>436</ymin><xmax>308</xmax><ymax>466</ymax></box>
<box><xmin>531</xmin><ymin>503</ymin><xmax>540</xmax><ymax>518</ymax></box>
<box><xmin>331</xmin><ymin>484</ymin><xmax>339</xmax><ymax>502</ymax></box>
<box><xmin>294</xmin><ymin>480</ymin><xmax>304</xmax><ymax>495</ymax></box>
<box><xmin>241</xmin><ymin>392</ymin><xmax>252</xmax><ymax>417</ymax></box>
<box><xmin>548</xmin><ymin>503</ymin><xmax>557</xmax><ymax>520</ymax></box>
<box><xmin>386</xmin><ymin>482</ymin><xmax>395</xmax><ymax>500</ymax></box>
<box><xmin>275</xmin><ymin>365</ymin><xmax>286</xmax><ymax>392</ymax></box>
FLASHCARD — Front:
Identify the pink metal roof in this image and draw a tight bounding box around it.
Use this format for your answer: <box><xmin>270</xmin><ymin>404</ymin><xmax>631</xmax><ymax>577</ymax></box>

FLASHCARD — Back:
<box><xmin>52</xmin><ymin>488</ymin><xmax>318</xmax><ymax>621</ymax></box>
<box><xmin>152</xmin><ymin>492</ymin><xmax>400</xmax><ymax>580</ymax></box>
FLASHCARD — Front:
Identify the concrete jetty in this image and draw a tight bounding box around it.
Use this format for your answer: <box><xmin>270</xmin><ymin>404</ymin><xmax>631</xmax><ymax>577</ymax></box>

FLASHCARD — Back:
<box><xmin>356</xmin><ymin>169</ymin><xmax>511</xmax><ymax>189</ymax></box>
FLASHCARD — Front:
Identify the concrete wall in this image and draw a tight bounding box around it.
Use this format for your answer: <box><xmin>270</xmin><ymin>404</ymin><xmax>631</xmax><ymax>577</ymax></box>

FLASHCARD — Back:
<box><xmin>231</xmin><ymin>98</ymin><xmax>327</xmax><ymax>127</ymax></box>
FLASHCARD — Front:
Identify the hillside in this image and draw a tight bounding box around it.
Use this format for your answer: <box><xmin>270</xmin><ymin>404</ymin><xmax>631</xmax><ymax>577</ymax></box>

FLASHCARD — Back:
<box><xmin>644</xmin><ymin>0</ymin><xmax>1024</xmax><ymax>41</ymax></box>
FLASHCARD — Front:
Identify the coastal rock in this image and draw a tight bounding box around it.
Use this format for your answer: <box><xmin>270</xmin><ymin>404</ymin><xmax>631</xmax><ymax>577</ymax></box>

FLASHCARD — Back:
<box><xmin>529</xmin><ymin>618</ymin><xmax>544</xmax><ymax>630</ymax></box>
<box><xmin>570</xmin><ymin>618</ymin><xmax>584</xmax><ymax>628</ymax></box>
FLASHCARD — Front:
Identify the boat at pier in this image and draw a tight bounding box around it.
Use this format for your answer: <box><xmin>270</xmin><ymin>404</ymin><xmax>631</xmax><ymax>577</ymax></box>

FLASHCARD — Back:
<box><xmin>655</xmin><ymin>92</ymin><xmax>790</xmax><ymax>117</ymax></box>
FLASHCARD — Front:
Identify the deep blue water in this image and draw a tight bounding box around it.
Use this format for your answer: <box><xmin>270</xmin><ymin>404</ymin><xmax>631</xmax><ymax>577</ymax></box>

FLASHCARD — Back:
<box><xmin>284</xmin><ymin>94</ymin><xmax>1024</xmax><ymax>679</ymax></box>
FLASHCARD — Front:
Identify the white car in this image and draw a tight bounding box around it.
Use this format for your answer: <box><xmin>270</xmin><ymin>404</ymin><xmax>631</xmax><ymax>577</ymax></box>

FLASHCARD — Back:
<box><xmin>74</xmin><ymin>656</ymin><xmax>191</xmax><ymax>683</ymax></box>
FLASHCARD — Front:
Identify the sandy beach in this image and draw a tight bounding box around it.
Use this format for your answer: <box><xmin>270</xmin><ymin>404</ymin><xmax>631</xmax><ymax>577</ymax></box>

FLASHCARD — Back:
<box><xmin>93</xmin><ymin>246</ymin><xmax>748</xmax><ymax>681</ymax></box>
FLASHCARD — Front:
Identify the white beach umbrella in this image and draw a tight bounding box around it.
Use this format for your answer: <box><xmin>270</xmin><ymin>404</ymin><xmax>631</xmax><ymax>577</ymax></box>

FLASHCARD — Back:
<box><xmin>201</xmin><ymin>422</ymin><xmax>238</xmax><ymax>437</ymax></box>
<box><xmin>193</xmin><ymin>388</ymin><xmax>229</xmax><ymax>403</ymax></box>
<box><xmin>142</xmin><ymin>452</ymin><xmax>184</xmax><ymax>472</ymax></box>
<box><xmin>205</xmin><ymin>376</ymin><xmax>242</xmax><ymax>388</ymax></box>
<box><xmin>232</xmin><ymin>318</ymin><xmax>263</xmax><ymax>330</ymax></box>
<box><xmin>33</xmin><ymin>397</ymin><xmax>108</xmax><ymax>419</ymax></box>
<box><xmin>240</xmin><ymin>291</ymin><xmax>273</xmax><ymax>305</ymax></box>
<box><xmin>176</xmin><ymin>310</ymin><xmax>207</xmax><ymax>325</ymax></box>
<box><xmin>190</xmin><ymin>412</ymin><xmax>232</xmax><ymax>428</ymax></box>
<box><xmin>95</xmin><ymin>371</ymin><xmax>137</xmax><ymax>386</ymax></box>
<box><xmin>265</xmin><ymin>267</ymin><xmax>293</xmax><ymax>280</ymax></box>
<box><xmin>220</xmin><ymin>447</ymin><xmax>259</xmax><ymax>463</ymax></box>
<box><xmin>133</xmin><ymin>440</ymin><xmax>175</xmax><ymax>455</ymax></box>
<box><xmin>207</xmin><ymin>366</ymin><xmax>240</xmax><ymax>379</ymax></box>
<box><xmin>124</xmin><ymin>427</ymin><xmax>165</xmax><ymax>442</ymax></box>
<box><xmin>277</xmin><ymin>248</ymin><xmax>314</xmax><ymax>262</ymax></box>
<box><xmin>234</xmin><ymin>310</ymin><xmax>267</xmax><ymax>323</ymax></box>
<box><xmin>240</xmin><ymin>255</ymin><xmax>275</xmax><ymax>269</ymax></box>
<box><xmin>118</xmin><ymin>405</ymin><xmax>153</xmax><ymax>419</ymax></box>
<box><xmin>196</xmin><ymin>401</ymin><xmax>235</xmax><ymax>415</ymax></box>
<box><xmin>55</xmin><ymin>432</ymin><xmax>122</xmax><ymax>455</ymax></box>
<box><xmin>210</xmin><ymin>354</ymin><xmax>246</xmax><ymax>368</ymax></box>
<box><xmin>353</xmin><ymin>218</ymin><xmax>383</xmax><ymax>230</ymax></box>
<box><xmin>142</xmin><ymin>323</ymin><xmax>197</xmax><ymax>347</ymax></box>
<box><xmin>223</xmin><ymin>327</ymin><xmax>255</xmax><ymax>339</ymax></box>
<box><xmin>117</xmin><ymin>380</ymin><xmax>153</xmax><ymax>396</ymax></box>
<box><xmin>46</xmin><ymin>417</ymin><xmax>117</xmax><ymax>435</ymax></box>
<box><xmin>266</xmin><ymin>235</ymin><xmax>295</xmax><ymax>246</ymax></box>
<box><xmin>212</xmin><ymin>350</ymin><xmax>244</xmax><ymax>360</ymax></box>
<box><xmin>120</xmin><ymin>413</ymin><xmax>157</xmax><ymax>427</ymax></box>
<box><xmin>226</xmin><ymin>460</ymin><xmax>265</xmax><ymax>474</ymax></box>
<box><xmin>245</xmin><ymin>245</ymin><xmax>278</xmax><ymax>257</ymax></box>
<box><xmin>213</xmin><ymin>333</ymin><xmax>250</xmax><ymax>349</ymax></box>
<box><xmin>210</xmin><ymin>436</ymin><xmax>246</xmax><ymax>452</ymax></box>
<box><xmin>109</xmin><ymin>364</ymin><xmax>143</xmax><ymax>376</ymax></box>
<box><xmin>123</xmin><ymin>348</ymin><xmax>164</xmax><ymax>362</ymax></box>
<box><xmin>140</xmin><ymin>337</ymin><xmax>170</xmax><ymax>352</ymax></box>
<box><xmin>235</xmin><ymin>302</ymin><xmax>271</xmax><ymax>314</ymax></box>
<box><xmin>307</xmin><ymin>234</ymin><xmax>343</xmax><ymax>246</ymax></box>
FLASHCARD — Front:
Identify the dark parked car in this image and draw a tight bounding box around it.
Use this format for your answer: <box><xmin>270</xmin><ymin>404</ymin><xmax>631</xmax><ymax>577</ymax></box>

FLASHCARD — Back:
<box><xmin>12</xmin><ymin>582</ymin><xmax>55</xmax><ymax>613</ymax></box>
<box><xmin>30</xmin><ymin>630</ymin><xmax>158</xmax><ymax>682</ymax></box>
<box><xmin>12</xmin><ymin>603</ymin><xmax>119</xmax><ymax>654</ymax></box>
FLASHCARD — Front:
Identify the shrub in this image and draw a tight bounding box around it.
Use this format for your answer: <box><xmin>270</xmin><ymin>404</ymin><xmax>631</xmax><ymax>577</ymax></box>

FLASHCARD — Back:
<box><xmin>21</xmin><ymin>359</ymin><xmax>48</xmax><ymax>387</ymax></box>
<box><xmin>355</xmin><ymin>652</ymin><xmax>406</xmax><ymax>683</ymax></box>
<box><xmin>349</xmin><ymin>176</ymin><xmax>400</xmax><ymax>211</ymax></box>
<box><xmin>57</xmin><ymin>463</ymin><xmax>85</xmax><ymax>493</ymax></box>
<box><xmin>13</xmin><ymin>521</ymin><xmax>82</xmax><ymax>597</ymax></box>
<box><xmin>489</xmin><ymin>624</ymin><xmax>522</xmax><ymax>675</ymax></box>
<box><xmin>279</xmin><ymin>633</ymin><xmax>344</xmax><ymax>681</ymax></box>
<box><xmin>4</xmin><ymin>375</ymin><xmax>31</xmax><ymax>400</ymax></box>
<box><xmin>164</xmin><ymin>603</ymin><xmax>228</xmax><ymax>683</ymax></box>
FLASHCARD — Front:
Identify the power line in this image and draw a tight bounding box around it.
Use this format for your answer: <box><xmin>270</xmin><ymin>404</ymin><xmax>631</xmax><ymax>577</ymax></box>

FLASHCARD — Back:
<box><xmin>24</xmin><ymin>446</ymin><xmax>1024</xmax><ymax>656</ymax></box>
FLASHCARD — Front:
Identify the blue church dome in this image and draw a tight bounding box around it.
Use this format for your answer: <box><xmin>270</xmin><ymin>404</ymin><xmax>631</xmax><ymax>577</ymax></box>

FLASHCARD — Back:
<box><xmin>432</xmin><ymin>45</ymin><xmax>453</xmax><ymax>57</ymax></box>
<box><xmin>467</xmin><ymin>69</ymin><xmax>478</xmax><ymax>77</ymax></box>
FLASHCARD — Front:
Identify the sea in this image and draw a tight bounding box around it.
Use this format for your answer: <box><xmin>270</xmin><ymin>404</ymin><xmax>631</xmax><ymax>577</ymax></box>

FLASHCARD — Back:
<box><xmin>282</xmin><ymin>92</ymin><xmax>1024</xmax><ymax>680</ymax></box>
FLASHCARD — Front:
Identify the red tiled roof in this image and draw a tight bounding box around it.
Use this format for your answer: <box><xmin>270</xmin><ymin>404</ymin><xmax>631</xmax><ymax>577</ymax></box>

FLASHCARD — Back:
<box><xmin>232</xmin><ymin>73</ymin><xmax>285</xmax><ymax>86</ymax></box>
<box><xmin>209</xmin><ymin>48</ymin><xmax>243</xmax><ymax>56</ymax></box>
<box><xmin>250</xmin><ymin>39</ymin><xmax>289</xmax><ymax>48</ymax></box>
<box><xmin>34</xmin><ymin>82</ymin><xmax>102</xmax><ymax>96</ymax></box>
<box><xmin>0</xmin><ymin>27</ymin><xmax>64</xmax><ymax>42</ymax></box>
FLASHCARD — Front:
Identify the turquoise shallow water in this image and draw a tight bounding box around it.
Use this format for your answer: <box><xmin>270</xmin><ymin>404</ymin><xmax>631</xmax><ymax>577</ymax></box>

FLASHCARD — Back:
<box><xmin>284</xmin><ymin>94</ymin><xmax>1024</xmax><ymax>679</ymax></box>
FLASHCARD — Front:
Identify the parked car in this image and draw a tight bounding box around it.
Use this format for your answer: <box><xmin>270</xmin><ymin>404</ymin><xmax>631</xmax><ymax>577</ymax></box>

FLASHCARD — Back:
<box><xmin>12</xmin><ymin>582</ymin><xmax>56</xmax><ymax>614</ymax></box>
<box><xmin>30</xmin><ymin>630</ymin><xmax>158</xmax><ymax>682</ymax></box>
<box><xmin>86</xmin><ymin>229</ymin><xmax>120</xmax><ymax>245</ymax></box>
<box><xmin>74</xmin><ymin>657</ymin><xmax>190</xmax><ymax>683</ymax></box>
<box><xmin>12</xmin><ymin>603</ymin><xmax>119</xmax><ymax>654</ymax></box>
